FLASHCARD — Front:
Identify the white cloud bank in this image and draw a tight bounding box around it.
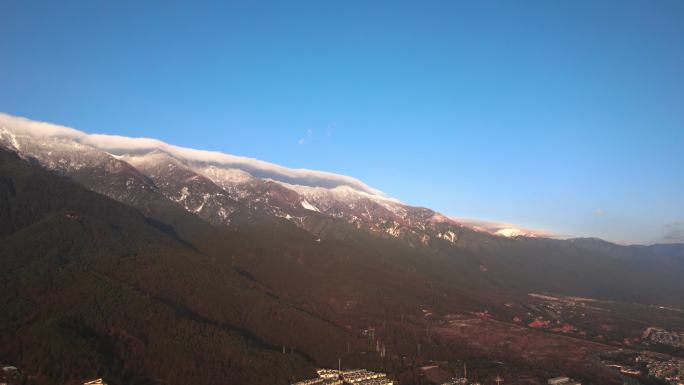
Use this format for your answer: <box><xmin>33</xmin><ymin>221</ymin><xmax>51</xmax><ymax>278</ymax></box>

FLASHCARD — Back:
<box><xmin>0</xmin><ymin>112</ymin><xmax>387</xmax><ymax>196</ymax></box>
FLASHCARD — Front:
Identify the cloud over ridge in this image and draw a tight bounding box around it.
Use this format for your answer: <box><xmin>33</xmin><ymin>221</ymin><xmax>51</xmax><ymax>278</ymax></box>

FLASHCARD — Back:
<box><xmin>0</xmin><ymin>112</ymin><xmax>387</xmax><ymax>196</ymax></box>
<box><xmin>452</xmin><ymin>216</ymin><xmax>560</xmax><ymax>238</ymax></box>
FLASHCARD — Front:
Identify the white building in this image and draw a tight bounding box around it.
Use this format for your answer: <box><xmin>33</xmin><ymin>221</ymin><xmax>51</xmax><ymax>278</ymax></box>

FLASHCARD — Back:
<box><xmin>83</xmin><ymin>379</ymin><xmax>107</xmax><ymax>385</ymax></box>
<box><xmin>548</xmin><ymin>377</ymin><xmax>582</xmax><ymax>385</ymax></box>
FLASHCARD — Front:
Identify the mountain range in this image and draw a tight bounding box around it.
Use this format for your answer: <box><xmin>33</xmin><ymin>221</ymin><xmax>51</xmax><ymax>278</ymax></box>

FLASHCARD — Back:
<box><xmin>1</xmin><ymin>113</ymin><xmax>683</xmax><ymax>385</ymax></box>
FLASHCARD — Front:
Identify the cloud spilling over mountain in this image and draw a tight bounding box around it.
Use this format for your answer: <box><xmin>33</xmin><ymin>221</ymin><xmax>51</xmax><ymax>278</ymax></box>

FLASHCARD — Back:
<box><xmin>0</xmin><ymin>112</ymin><xmax>386</xmax><ymax>196</ymax></box>
<box><xmin>0</xmin><ymin>112</ymin><xmax>569</xmax><ymax>246</ymax></box>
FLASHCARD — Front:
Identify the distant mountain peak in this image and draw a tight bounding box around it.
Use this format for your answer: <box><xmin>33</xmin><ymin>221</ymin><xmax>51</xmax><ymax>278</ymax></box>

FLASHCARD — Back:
<box><xmin>453</xmin><ymin>217</ymin><xmax>557</xmax><ymax>239</ymax></box>
<box><xmin>494</xmin><ymin>227</ymin><xmax>538</xmax><ymax>238</ymax></box>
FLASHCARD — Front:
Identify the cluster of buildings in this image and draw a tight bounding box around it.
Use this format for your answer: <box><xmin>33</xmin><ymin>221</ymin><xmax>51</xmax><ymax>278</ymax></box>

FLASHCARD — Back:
<box><xmin>643</xmin><ymin>327</ymin><xmax>684</xmax><ymax>348</ymax></box>
<box><xmin>637</xmin><ymin>354</ymin><xmax>684</xmax><ymax>384</ymax></box>
<box><xmin>547</xmin><ymin>376</ymin><xmax>581</xmax><ymax>385</ymax></box>
<box><xmin>0</xmin><ymin>363</ymin><xmax>108</xmax><ymax>385</ymax></box>
<box><xmin>0</xmin><ymin>365</ymin><xmax>22</xmax><ymax>385</ymax></box>
<box><xmin>294</xmin><ymin>369</ymin><xmax>393</xmax><ymax>385</ymax></box>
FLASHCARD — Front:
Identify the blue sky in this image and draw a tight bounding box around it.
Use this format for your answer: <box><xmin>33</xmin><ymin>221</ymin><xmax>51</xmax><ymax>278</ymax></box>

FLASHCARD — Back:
<box><xmin>1</xmin><ymin>1</ymin><xmax>683</xmax><ymax>244</ymax></box>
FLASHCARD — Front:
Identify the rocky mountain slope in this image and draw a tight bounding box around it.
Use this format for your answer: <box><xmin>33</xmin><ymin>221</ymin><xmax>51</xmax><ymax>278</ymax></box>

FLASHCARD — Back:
<box><xmin>0</xmin><ymin>120</ymin><xmax>489</xmax><ymax>252</ymax></box>
<box><xmin>2</xmin><ymin>114</ymin><xmax>684</xmax><ymax>385</ymax></box>
<box><xmin>2</xmin><ymin>116</ymin><xmax>684</xmax><ymax>301</ymax></box>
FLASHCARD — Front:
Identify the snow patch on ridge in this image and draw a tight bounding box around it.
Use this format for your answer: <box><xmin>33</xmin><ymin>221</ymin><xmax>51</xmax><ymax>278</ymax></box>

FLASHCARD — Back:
<box><xmin>495</xmin><ymin>228</ymin><xmax>529</xmax><ymax>238</ymax></box>
<box><xmin>0</xmin><ymin>127</ymin><xmax>21</xmax><ymax>150</ymax></box>
<box><xmin>300</xmin><ymin>200</ymin><xmax>320</xmax><ymax>212</ymax></box>
<box><xmin>454</xmin><ymin>217</ymin><xmax>558</xmax><ymax>239</ymax></box>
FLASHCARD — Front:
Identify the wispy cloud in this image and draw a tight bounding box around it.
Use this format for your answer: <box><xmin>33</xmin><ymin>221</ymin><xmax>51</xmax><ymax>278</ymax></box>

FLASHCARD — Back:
<box><xmin>298</xmin><ymin>128</ymin><xmax>313</xmax><ymax>145</ymax></box>
<box><xmin>0</xmin><ymin>112</ymin><xmax>387</xmax><ymax>196</ymax></box>
<box><xmin>594</xmin><ymin>208</ymin><xmax>605</xmax><ymax>216</ymax></box>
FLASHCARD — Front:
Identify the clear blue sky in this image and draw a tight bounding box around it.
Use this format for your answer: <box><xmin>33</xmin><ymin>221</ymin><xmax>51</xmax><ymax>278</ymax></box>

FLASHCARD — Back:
<box><xmin>1</xmin><ymin>1</ymin><xmax>683</xmax><ymax>244</ymax></box>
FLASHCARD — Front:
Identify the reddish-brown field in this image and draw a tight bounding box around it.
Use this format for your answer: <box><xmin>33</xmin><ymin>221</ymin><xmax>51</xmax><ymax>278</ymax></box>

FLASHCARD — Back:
<box><xmin>433</xmin><ymin>317</ymin><xmax>618</xmax><ymax>384</ymax></box>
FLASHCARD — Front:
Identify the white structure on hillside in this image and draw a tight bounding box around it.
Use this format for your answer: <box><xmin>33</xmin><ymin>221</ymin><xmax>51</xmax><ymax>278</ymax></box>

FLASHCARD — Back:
<box><xmin>83</xmin><ymin>379</ymin><xmax>107</xmax><ymax>385</ymax></box>
<box><xmin>547</xmin><ymin>377</ymin><xmax>581</xmax><ymax>385</ymax></box>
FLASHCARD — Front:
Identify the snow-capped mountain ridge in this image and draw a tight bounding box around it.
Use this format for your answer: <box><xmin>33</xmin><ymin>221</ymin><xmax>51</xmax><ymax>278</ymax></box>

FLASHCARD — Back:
<box><xmin>0</xmin><ymin>112</ymin><xmax>385</xmax><ymax>196</ymax></box>
<box><xmin>0</xmin><ymin>112</ymin><xmax>539</xmax><ymax>247</ymax></box>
